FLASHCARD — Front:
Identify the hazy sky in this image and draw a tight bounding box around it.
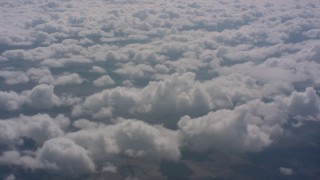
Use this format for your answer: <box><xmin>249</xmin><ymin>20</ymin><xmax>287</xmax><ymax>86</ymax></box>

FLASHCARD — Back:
<box><xmin>0</xmin><ymin>0</ymin><xmax>320</xmax><ymax>179</ymax></box>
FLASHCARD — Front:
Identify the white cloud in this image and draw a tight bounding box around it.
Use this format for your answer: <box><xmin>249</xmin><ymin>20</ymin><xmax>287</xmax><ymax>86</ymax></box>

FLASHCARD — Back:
<box><xmin>67</xmin><ymin>119</ymin><xmax>181</xmax><ymax>162</ymax></box>
<box><xmin>26</xmin><ymin>67</ymin><xmax>55</xmax><ymax>84</ymax></box>
<box><xmin>90</xmin><ymin>66</ymin><xmax>107</xmax><ymax>74</ymax></box>
<box><xmin>27</xmin><ymin>84</ymin><xmax>61</xmax><ymax>109</ymax></box>
<box><xmin>41</xmin><ymin>57</ymin><xmax>92</xmax><ymax>68</ymax></box>
<box><xmin>0</xmin><ymin>135</ymin><xmax>96</xmax><ymax>176</ymax></box>
<box><xmin>74</xmin><ymin>72</ymin><xmax>261</xmax><ymax>120</ymax></box>
<box><xmin>178</xmin><ymin>100</ymin><xmax>287</xmax><ymax>152</ymax></box>
<box><xmin>1</xmin><ymin>0</ymin><xmax>320</xmax><ymax>177</ymax></box>
<box><xmin>102</xmin><ymin>163</ymin><xmax>117</xmax><ymax>173</ymax></box>
<box><xmin>73</xmin><ymin>119</ymin><xmax>99</xmax><ymax>129</ymax></box>
<box><xmin>286</xmin><ymin>87</ymin><xmax>320</xmax><ymax>121</ymax></box>
<box><xmin>2</xmin><ymin>49</ymin><xmax>32</xmax><ymax>61</ymax></box>
<box><xmin>54</xmin><ymin>73</ymin><xmax>84</xmax><ymax>86</ymax></box>
<box><xmin>93</xmin><ymin>75</ymin><xmax>115</xmax><ymax>87</ymax></box>
<box><xmin>0</xmin><ymin>91</ymin><xmax>26</xmax><ymax>111</ymax></box>
<box><xmin>0</xmin><ymin>114</ymin><xmax>70</xmax><ymax>147</ymax></box>
<box><xmin>26</xmin><ymin>67</ymin><xmax>86</xmax><ymax>86</ymax></box>
<box><xmin>114</xmin><ymin>63</ymin><xmax>155</xmax><ymax>79</ymax></box>
<box><xmin>279</xmin><ymin>167</ymin><xmax>294</xmax><ymax>176</ymax></box>
<box><xmin>71</xmin><ymin>86</ymin><xmax>140</xmax><ymax>117</ymax></box>
<box><xmin>0</xmin><ymin>151</ymin><xmax>47</xmax><ymax>170</ymax></box>
<box><xmin>36</xmin><ymin>137</ymin><xmax>95</xmax><ymax>175</ymax></box>
<box><xmin>0</xmin><ymin>70</ymin><xmax>29</xmax><ymax>85</ymax></box>
<box><xmin>0</xmin><ymin>84</ymin><xmax>80</xmax><ymax>111</ymax></box>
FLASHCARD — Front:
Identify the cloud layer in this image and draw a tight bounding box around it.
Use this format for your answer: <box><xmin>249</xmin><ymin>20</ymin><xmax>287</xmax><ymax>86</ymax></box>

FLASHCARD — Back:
<box><xmin>0</xmin><ymin>0</ymin><xmax>320</xmax><ymax>178</ymax></box>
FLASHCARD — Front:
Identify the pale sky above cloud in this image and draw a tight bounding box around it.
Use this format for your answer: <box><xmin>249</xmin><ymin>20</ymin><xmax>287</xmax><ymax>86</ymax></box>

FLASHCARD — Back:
<box><xmin>0</xmin><ymin>0</ymin><xmax>320</xmax><ymax>179</ymax></box>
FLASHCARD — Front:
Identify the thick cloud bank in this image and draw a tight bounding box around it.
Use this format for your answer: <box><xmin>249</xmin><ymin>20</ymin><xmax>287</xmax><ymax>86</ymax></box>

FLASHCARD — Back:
<box><xmin>0</xmin><ymin>0</ymin><xmax>320</xmax><ymax>178</ymax></box>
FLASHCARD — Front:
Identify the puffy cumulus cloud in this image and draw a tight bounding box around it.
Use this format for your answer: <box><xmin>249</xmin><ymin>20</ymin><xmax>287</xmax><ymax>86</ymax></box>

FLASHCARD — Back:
<box><xmin>1</xmin><ymin>0</ymin><xmax>320</xmax><ymax>178</ymax></box>
<box><xmin>71</xmin><ymin>86</ymin><xmax>139</xmax><ymax>118</ymax></box>
<box><xmin>0</xmin><ymin>91</ymin><xmax>26</xmax><ymax>111</ymax></box>
<box><xmin>0</xmin><ymin>84</ymin><xmax>79</xmax><ymax>111</ymax></box>
<box><xmin>93</xmin><ymin>75</ymin><xmax>115</xmax><ymax>87</ymax></box>
<box><xmin>40</xmin><ymin>57</ymin><xmax>92</xmax><ymax>68</ymax></box>
<box><xmin>1</xmin><ymin>41</ymin><xmax>89</xmax><ymax>66</ymax></box>
<box><xmin>112</xmin><ymin>119</ymin><xmax>181</xmax><ymax>160</ymax></box>
<box><xmin>286</xmin><ymin>87</ymin><xmax>320</xmax><ymax>121</ymax></box>
<box><xmin>27</xmin><ymin>84</ymin><xmax>61</xmax><ymax>109</ymax></box>
<box><xmin>175</xmin><ymin>86</ymin><xmax>320</xmax><ymax>153</ymax></box>
<box><xmin>73</xmin><ymin>72</ymin><xmax>262</xmax><ymax>121</ymax></box>
<box><xmin>67</xmin><ymin>119</ymin><xmax>181</xmax><ymax>162</ymax></box>
<box><xmin>26</xmin><ymin>67</ymin><xmax>84</xmax><ymax>86</ymax></box>
<box><xmin>178</xmin><ymin>100</ymin><xmax>288</xmax><ymax>152</ymax></box>
<box><xmin>26</xmin><ymin>67</ymin><xmax>55</xmax><ymax>84</ymax></box>
<box><xmin>36</xmin><ymin>137</ymin><xmax>95</xmax><ymax>175</ymax></box>
<box><xmin>141</xmin><ymin>73</ymin><xmax>232</xmax><ymax>116</ymax></box>
<box><xmin>0</xmin><ymin>70</ymin><xmax>29</xmax><ymax>85</ymax></box>
<box><xmin>219</xmin><ymin>62</ymin><xmax>300</xmax><ymax>98</ymax></box>
<box><xmin>0</xmin><ymin>151</ymin><xmax>46</xmax><ymax>170</ymax></box>
<box><xmin>177</xmin><ymin>86</ymin><xmax>320</xmax><ymax>153</ymax></box>
<box><xmin>0</xmin><ymin>67</ymin><xmax>84</xmax><ymax>86</ymax></box>
<box><xmin>0</xmin><ymin>138</ymin><xmax>95</xmax><ymax>176</ymax></box>
<box><xmin>53</xmin><ymin>73</ymin><xmax>84</xmax><ymax>86</ymax></box>
<box><xmin>102</xmin><ymin>163</ymin><xmax>117</xmax><ymax>173</ymax></box>
<box><xmin>0</xmin><ymin>114</ymin><xmax>70</xmax><ymax>147</ymax></box>
<box><xmin>90</xmin><ymin>66</ymin><xmax>107</xmax><ymax>74</ymax></box>
<box><xmin>114</xmin><ymin>63</ymin><xmax>155</xmax><ymax>79</ymax></box>
<box><xmin>1</xmin><ymin>50</ymin><xmax>32</xmax><ymax>61</ymax></box>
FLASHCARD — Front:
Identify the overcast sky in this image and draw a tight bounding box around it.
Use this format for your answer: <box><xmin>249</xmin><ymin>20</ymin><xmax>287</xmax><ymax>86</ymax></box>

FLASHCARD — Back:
<box><xmin>0</xmin><ymin>0</ymin><xmax>320</xmax><ymax>179</ymax></box>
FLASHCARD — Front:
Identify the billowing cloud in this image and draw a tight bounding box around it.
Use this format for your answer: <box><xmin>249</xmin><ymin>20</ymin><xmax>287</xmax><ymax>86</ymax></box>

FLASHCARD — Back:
<box><xmin>0</xmin><ymin>84</ymin><xmax>79</xmax><ymax>111</ymax></box>
<box><xmin>73</xmin><ymin>72</ymin><xmax>261</xmax><ymax>121</ymax></box>
<box><xmin>26</xmin><ymin>67</ymin><xmax>55</xmax><ymax>84</ymax></box>
<box><xmin>54</xmin><ymin>73</ymin><xmax>84</xmax><ymax>85</ymax></box>
<box><xmin>93</xmin><ymin>75</ymin><xmax>115</xmax><ymax>87</ymax></box>
<box><xmin>178</xmin><ymin>100</ymin><xmax>287</xmax><ymax>152</ymax></box>
<box><xmin>0</xmin><ymin>114</ymin><xmax>70</xmax><ymax>147</ymax></box>
<box><xmin>90</xmin><ymin>66</ymin><xmax>107</xmax><ymax>74</ymax></box>
<box><xmin>36</xmin><ymin>137</ymin><xmax>95</xmax><ymax>175</ymax></box>
<box><xmin>1</xmin><ymin>0</ymin><xmax>320</xmax><ymax>178</ymax></box>
<box><xmin>0</xmin><ymin>91</ymin><xmax>26</xmax><ymax>111</ymax></box>
<box><xmin>0</xmin><ymin>151</ymin><xmax>45</xmax><ymax>170</ymax></box>
<box><xmin>287</xmin><ymin>87</ymin><xmax>320</xmax><ymax>119</ymax></box>
<box><xmin>67</xmin><ymin>119</ymin><xmax>181</xmax><ymax>162</ymax></box>
<box><xmin>27</xmin><ymin>84</ymin><xmax>61</xmax><ymax>109</ymax></box>
<box><xmin>0</xmin><ymin>70</ymin><xmax>29</xmax><ymax>85</ymax></box>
